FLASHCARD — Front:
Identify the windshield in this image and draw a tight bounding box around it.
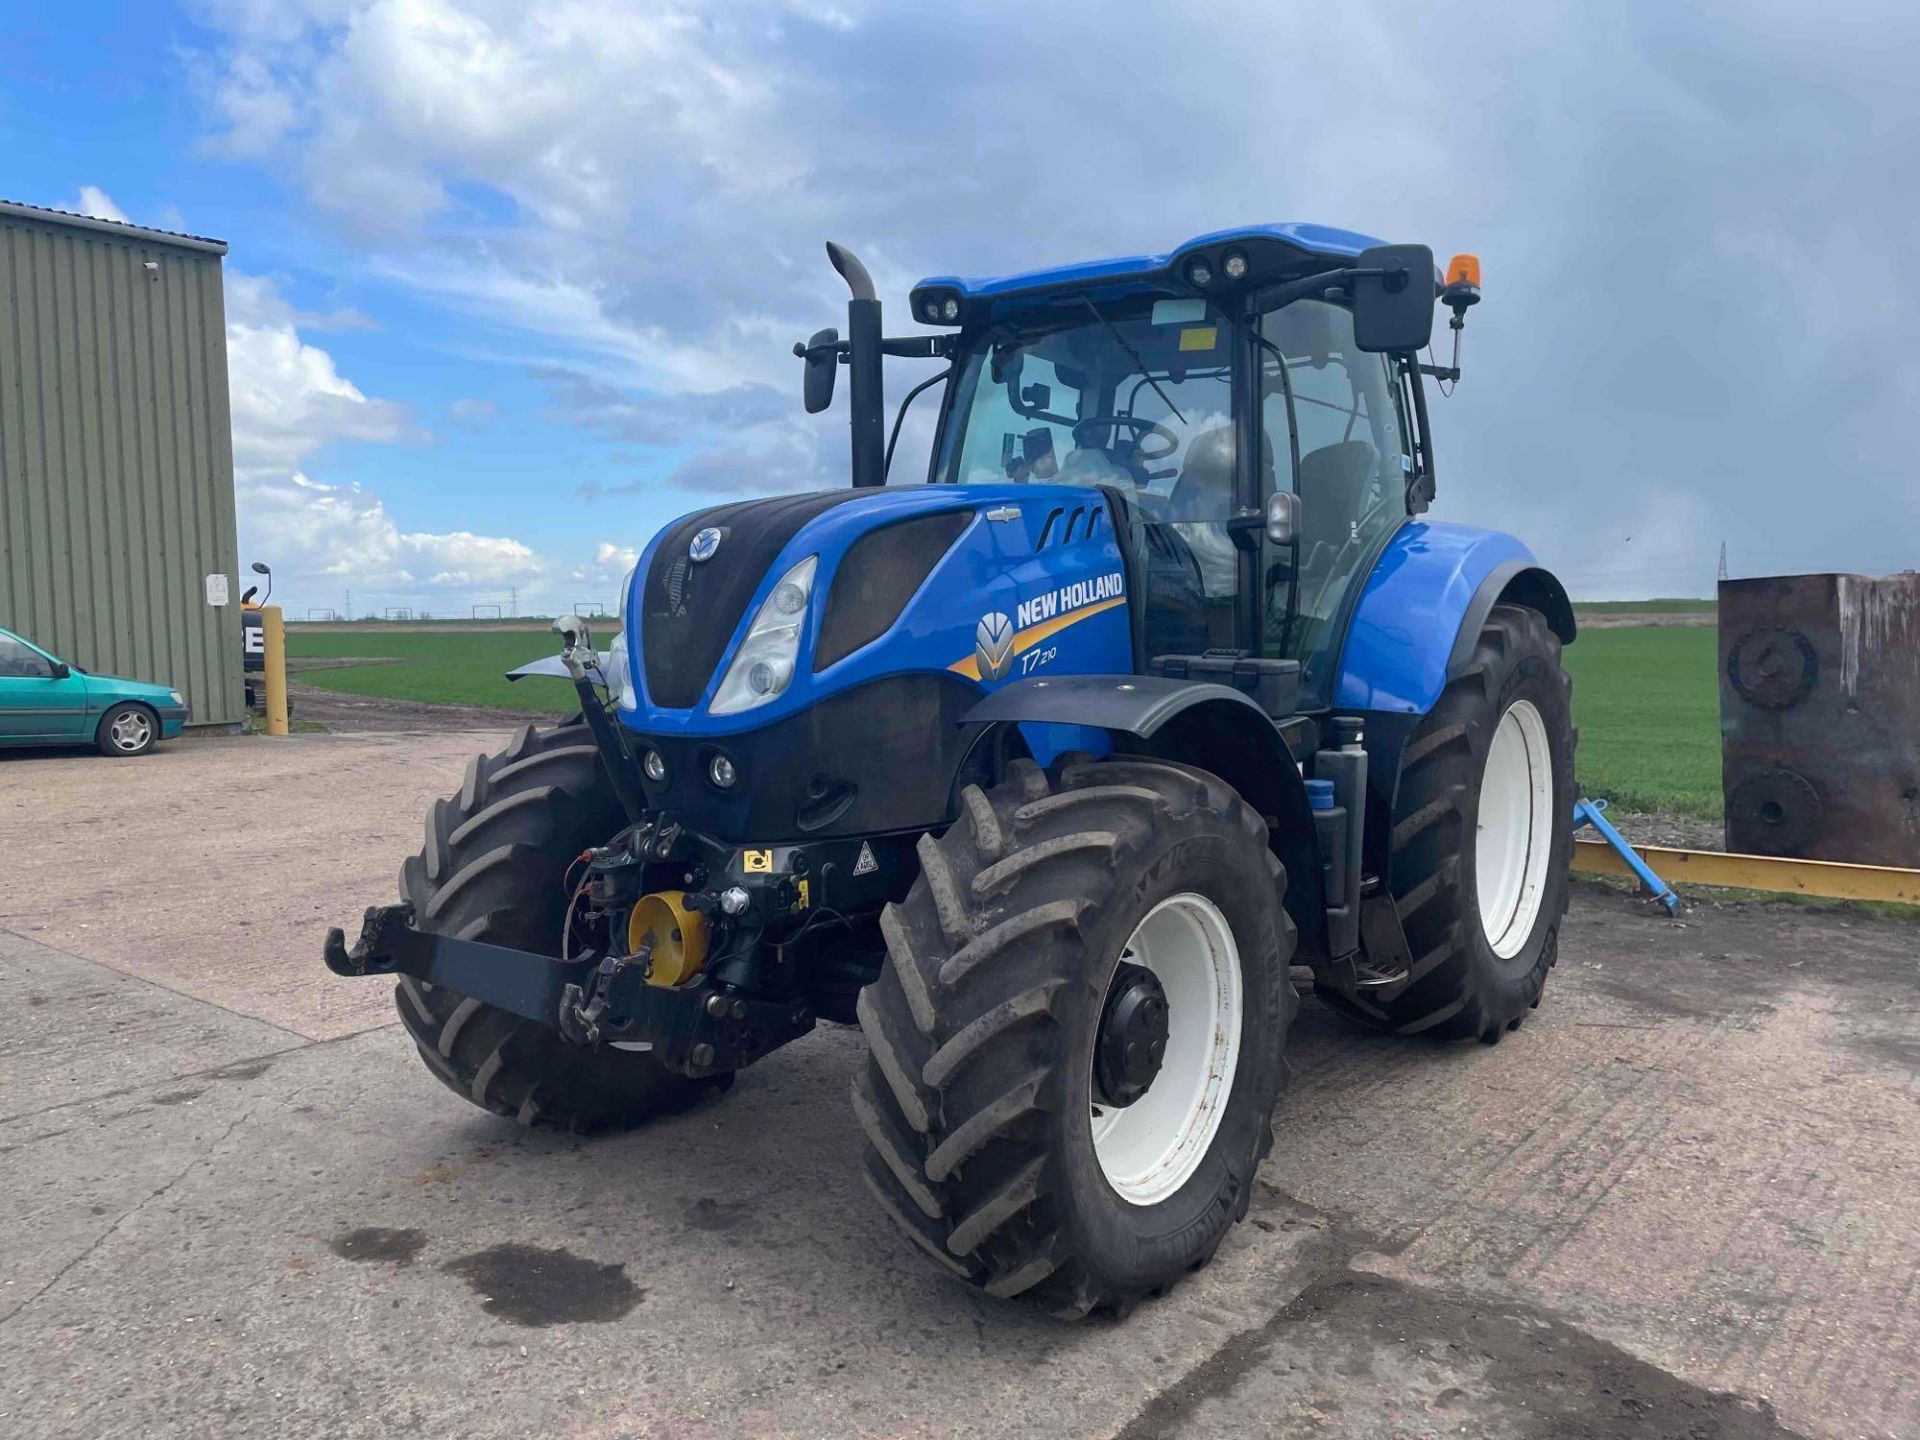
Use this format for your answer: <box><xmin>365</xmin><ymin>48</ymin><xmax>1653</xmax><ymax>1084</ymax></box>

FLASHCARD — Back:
<box><xmin>935</xmin><ymin>298</ymin><xmax>1240</xmax><ymax>515</ymax></box>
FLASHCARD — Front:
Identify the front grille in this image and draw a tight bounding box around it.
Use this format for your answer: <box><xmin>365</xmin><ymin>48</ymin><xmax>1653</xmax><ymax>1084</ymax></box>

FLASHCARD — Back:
<box><xmin>640</xmin><ymin>490</ymin><xmax>871</xmax><ymax>708</ymax></box>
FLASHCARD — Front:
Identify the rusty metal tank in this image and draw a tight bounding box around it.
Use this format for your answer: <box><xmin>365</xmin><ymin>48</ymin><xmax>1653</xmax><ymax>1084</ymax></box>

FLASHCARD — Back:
<box><xmin>1719</xmin><ymin>572</ymin><xmax>1920</xmax><ymax>865</ymax></box>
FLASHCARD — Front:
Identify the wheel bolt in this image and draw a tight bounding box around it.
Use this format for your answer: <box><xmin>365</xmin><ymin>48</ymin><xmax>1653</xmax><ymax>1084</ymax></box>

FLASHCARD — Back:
<box><xmin>705</xmin><ymin>993</ymin><xmax>729</xmax><ymax>1018</ymax></box>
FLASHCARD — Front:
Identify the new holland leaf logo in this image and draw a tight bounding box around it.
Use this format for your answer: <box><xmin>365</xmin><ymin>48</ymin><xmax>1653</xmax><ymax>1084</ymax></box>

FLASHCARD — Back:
<box><xmin>975</xmin><ymin>612</ymin><xmax>1015</xmax><ymax>681</ymax></box>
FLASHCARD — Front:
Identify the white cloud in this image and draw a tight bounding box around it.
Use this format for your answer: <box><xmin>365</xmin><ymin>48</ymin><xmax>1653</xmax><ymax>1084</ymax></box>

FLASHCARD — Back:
<box><xmin>567</xmin><ymin>540</ymin><xmax>638</xmax><ymax>588</ymax></box>
<box><xmin>226</xmin><ymin>273</ymin><xmax>411</xmax><ymax>480</ymax></box>
<box><xmin>448</xmin><ymin>396</ymin><xmax>496</xmax><ymax>423</ymax></box>
<box><xmin>226</xmin><ymin>270</ymin><xmax>540</xmax><ymax>607</ymax></box>
<box><xmin>239</xmin><ymin>470</ymin><xmax>542</xmax><ymax>595</ymax></box>
<box><xmin>71</xmin><ymin>185</ymin><xmax>130</xmax><ymax>223</ymax></box>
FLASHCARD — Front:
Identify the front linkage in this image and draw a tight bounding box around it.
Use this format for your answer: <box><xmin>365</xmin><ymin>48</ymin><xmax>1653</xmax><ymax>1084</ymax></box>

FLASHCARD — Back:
<box><xmin>325</xmin><ymin>899</ymin><xmax>813</xmax><ymax>1077</ymax></box>
<box><xmin>324</xmin><ymin>807</ymin><xmax>910</xmax><ymax>1078</ymax></box>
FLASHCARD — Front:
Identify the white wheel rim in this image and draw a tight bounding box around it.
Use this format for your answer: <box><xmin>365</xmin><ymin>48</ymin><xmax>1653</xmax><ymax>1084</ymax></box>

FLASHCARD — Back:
<box><xmin>1090</xmin><ymin>893</ymin><xmax>1241</xmax><ymax>1207</ymax></box>
<box><xmin>1475</xmin><ymin>698</ymin><xmax>1554</xmax><ymax>959</ymax></box>
<box><xmin>111</xmin><ymin>711</ymin><xmax>152</xmax><ymax>751</ymax></box>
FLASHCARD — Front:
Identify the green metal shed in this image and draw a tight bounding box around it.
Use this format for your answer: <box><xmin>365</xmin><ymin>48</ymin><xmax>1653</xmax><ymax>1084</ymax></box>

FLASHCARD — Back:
<box><xmin>0</xmin><ymin>199</ymin><xmax>243</xmax><ymax>729</ymax></box>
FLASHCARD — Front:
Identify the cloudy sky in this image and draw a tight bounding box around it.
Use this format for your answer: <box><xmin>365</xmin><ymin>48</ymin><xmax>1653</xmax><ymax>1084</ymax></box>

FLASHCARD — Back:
<box><xmin>5</xmin><ymin>0</ymin><xmax>1917</xmax><ymax>612</ymax></box>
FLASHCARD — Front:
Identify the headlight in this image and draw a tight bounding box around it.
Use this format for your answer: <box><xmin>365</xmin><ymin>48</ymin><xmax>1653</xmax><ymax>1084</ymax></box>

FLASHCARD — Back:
<box><xmin>708</xmin><ymin>555</ymin><xmax>817</xmax><ymax>716</ymax></box>
<box><xmin>604</xmin><ymin>632</ymin><xmax>628</xmax><ymax>703</ymax></box>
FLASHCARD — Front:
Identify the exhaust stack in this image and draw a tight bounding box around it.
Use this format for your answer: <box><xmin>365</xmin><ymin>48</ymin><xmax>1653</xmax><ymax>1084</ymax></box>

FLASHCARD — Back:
<box><xmin>826</xmin><ymin>242</ymin><xmax>886</xmax><ymax>489</ymax></box>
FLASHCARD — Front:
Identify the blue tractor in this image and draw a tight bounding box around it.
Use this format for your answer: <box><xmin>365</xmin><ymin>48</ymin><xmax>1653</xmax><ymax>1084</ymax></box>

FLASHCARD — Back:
<box><xmin>327</xmin><ymin>224</ymin><xmax>1576</xmax><ymax>1317</ymax></box>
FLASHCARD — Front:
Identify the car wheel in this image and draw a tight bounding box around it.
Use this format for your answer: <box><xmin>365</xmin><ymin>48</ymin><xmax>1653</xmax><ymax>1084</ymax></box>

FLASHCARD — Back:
<box><xmin>97</xmin><ymin>702</ymin><xmax>159</xmax><ymax>757</ymax></box>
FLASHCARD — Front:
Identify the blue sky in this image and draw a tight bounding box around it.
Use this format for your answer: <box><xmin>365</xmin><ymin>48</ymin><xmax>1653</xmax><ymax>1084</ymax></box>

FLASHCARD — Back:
<box><xmin>5</xmin><ymin>1</ymin><xmax>1918</xmax><ymax>613</ymax></box>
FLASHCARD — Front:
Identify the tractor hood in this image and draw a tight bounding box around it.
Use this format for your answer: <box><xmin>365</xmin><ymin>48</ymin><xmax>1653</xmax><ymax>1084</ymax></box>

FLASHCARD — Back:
<box><xmin>614</xmin><ymin>483</ymin><xmax>1134</xmax><ymax>741</ymax></box>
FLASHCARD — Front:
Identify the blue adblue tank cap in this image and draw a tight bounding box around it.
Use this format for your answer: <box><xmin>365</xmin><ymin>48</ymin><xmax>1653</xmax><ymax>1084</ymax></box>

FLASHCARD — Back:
<box><xmin>1304</xmin><ymin>779</ymin><xmax>1337</xmax><ymax>811</ymax></box>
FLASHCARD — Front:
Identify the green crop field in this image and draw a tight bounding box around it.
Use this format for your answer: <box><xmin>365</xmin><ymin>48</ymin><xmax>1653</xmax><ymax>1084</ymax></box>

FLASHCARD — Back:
<box><xmin>287</xmin><ymin>629</ymin><xmax>620</xmax><ymax>714</ymax></box>
<box><xmin>291</xmin><ymin>622</ymin><xmax>1724</xmax><ymax>815</ymax></box>
<box><xmin>1571</xmin><ymin>597</ymin><xmax>1716</xmax><ymax>615</ymax></box>
<box><xmin>1562</xmin><ymin>624</ymin><xmax>1721</xmax><ymax>816</ymax></box>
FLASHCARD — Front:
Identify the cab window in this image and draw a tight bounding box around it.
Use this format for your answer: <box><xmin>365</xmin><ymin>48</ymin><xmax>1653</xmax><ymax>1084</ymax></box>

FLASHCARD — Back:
<box><xmin>1258</xmin><ymin>300</ymin><xmax>1410</xmax><ymax>701</ymax></box>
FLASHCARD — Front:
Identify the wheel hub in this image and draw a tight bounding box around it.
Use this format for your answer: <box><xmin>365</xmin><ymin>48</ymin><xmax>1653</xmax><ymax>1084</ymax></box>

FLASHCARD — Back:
<box><xmin>1094</xmin><ymin>961</ymin><xmax>1170</xmax><ymax>1108</ymax></box>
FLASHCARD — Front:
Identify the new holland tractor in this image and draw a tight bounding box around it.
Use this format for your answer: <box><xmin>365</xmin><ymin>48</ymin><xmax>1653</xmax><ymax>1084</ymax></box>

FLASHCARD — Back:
<box><xmin>326</xmin><ymin>223</ymin><xmax>1576</xmax><ymax>1318</ymax></box>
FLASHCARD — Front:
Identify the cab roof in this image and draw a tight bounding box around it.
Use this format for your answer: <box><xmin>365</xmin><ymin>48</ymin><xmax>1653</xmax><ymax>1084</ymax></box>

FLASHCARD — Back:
<box><xmin>910</xmin><ymin>222</ymin><xmax>1386</xmax><ymax>323</ymax></box>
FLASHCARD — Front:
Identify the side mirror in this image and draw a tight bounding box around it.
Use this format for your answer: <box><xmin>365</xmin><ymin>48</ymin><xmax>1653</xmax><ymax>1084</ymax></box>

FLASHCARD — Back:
<box><xmin>49</xmin><ymin>660</ymin><xmax>71</xmax><ymax>680</ymax></box>
<box><xmin>1350</xmin><ymin>244</ymin><xmax>1436</xmax><ymax>354</ymax></box>
<box><xmin>1266</xmin><ymin>491</ymin><xmax>1300</xmax><ymax>545</ymax></box>
<box><xmin>799</xmin><ymin>327</ymin><xmax>839</xmax><ymax>414</ymax></box>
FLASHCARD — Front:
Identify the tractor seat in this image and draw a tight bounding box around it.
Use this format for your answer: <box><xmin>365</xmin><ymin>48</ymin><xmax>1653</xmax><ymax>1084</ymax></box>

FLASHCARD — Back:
<box><xmin>1297</xmin><ymin>440</ymin><xmax>1377</xmax><ymax>558</ymax></box>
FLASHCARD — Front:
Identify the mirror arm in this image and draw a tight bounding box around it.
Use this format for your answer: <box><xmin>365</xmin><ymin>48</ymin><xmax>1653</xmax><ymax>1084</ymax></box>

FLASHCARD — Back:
<box><xmin>1255</xmin><ymin>264</ymin><xmax>1406</xmax><ymax>316</ymax></box>
<box><xmin>879</xmin><ymin>335</ymin><xmax>952</xmax><ymax>359</ymax></box>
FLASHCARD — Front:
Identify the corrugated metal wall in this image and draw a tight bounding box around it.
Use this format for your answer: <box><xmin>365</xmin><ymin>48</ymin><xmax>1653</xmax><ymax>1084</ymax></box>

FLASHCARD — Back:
<box><xmin>0</xmin><ymin>204</ymin><xmax>243</xmax><ymax>728</ymax></box>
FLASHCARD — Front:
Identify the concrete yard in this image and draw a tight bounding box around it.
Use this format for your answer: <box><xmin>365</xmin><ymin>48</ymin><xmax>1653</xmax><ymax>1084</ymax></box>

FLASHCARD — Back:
<box><xmin>2</xmin><ymin>729</ymin><xmax>1916</xmax><ymax>1439</ymax></box>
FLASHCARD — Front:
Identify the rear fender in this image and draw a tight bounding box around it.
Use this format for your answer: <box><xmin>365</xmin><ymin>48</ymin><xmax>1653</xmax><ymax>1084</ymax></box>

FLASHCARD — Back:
<box><xmin>964</xmin><ymin>677</ymin><xmax>1329</xmax><ymax>957</ymax></box>
<box><xmin>1334</xmin><ymin>522</ymin><xmax>1576</xmax><ymax>871</ymax></box>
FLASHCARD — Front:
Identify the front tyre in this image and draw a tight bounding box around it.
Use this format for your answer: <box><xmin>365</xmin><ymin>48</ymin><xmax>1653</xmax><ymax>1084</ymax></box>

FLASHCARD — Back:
<box><xmin>1321</xmin><ymin>602</ymin><xmax>1576</xmax><ymax>1041</ymax></box>
<box><xmin>96</xmin><ymin>702</ymin><xmax>158</xmax><ymax>757</ymax></box>
<box><xmin>394</xmin><ymin>721</ymin><xmax>730</xmax><ymax>1132</ymax></box>
<box><xmin>856</xmin><ymin>756</ymin><xmax>1296</xmax><ymax>1317</ymax></box>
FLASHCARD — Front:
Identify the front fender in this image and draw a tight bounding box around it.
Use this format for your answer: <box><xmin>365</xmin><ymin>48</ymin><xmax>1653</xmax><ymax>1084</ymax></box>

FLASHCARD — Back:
<box><xmin>963</xmin><ymin>676</ymin><xmax>1330</xmax><ymax>957</ymax></box>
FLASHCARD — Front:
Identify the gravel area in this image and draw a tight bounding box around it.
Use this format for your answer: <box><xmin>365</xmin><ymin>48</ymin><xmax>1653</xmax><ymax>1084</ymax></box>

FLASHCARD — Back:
<box><xmin>1594</xmin><ymin>806</ymin><xmax>1726</xmax><ymax>852</ymax></box>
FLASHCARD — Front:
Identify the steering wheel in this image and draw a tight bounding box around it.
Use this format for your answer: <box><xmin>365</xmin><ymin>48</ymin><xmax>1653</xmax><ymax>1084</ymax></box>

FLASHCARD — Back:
<box><xmin>1073</xmin><ymin>415</ymin><xmax>1179</xmax><ymax>465</ymax></box>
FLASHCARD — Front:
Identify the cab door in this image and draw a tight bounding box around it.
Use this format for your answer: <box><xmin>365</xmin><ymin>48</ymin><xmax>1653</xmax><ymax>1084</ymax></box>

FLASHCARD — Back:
<box><xmin>0</xmin><ymin>631</ymin><xmax>90</xmax><ymax>741</ymax></box>
<box><xmin>1255</xmin><ymin>298</ymin><xmax>1413</xmax><ymax>706</ymax></box>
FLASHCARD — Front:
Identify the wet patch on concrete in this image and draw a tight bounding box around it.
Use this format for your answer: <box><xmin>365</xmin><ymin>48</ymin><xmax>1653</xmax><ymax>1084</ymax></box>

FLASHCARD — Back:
<box><xmin>210</xmin><ymin>1059</ymin><xmax>275</xmax><ymax>1082</ymax></box>
<box><xmin>441</xmin><ymin>1243</ymin><xmax>642</xmax><ymax>1327</ymax></box>
<box><xmin>151</xmin><ymin>1088</ymin><xmax>206</xmax><ymax>1107</ymax></box>
<box><xmin>1587</xmin><ymin>969</ymin><xmax>1778</xmax><ymax>1025</ymax></box>
<box><xmin>1839</xmin><ymin>1029</ymin><xmax>1920</xmax><ymax>1071</ymax></box>
<box><xmin>1119</xmin><ymin>1263</ymin><xmax>1798</xmax><ymax>1440</ymax></box>
<box><xmin>685</xmin><ymin>1197</ymin><xmax>753</xmax><ymax>1233</ymax></box>
<box><xmin>329</xmin><ymin>1227</ymin><xmax>428</xmax><ymax>1267</ymax></box>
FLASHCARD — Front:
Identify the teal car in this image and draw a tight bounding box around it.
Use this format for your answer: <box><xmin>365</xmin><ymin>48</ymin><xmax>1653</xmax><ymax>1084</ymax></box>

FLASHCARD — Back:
<box><xmin>0</xmin><ymin>627</ymin><xmax>190</xmax><ymax>757</ymax></box>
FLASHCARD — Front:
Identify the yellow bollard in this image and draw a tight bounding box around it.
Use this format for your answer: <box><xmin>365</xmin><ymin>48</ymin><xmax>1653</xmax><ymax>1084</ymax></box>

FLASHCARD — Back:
<box><xmin>262</xmin><ymin>604</ymin><xmax>290</xmax><ymax>736</ymax></box>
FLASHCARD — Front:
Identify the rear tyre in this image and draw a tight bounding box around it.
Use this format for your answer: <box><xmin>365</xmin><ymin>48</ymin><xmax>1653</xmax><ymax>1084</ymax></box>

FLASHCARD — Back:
<box><xmin>856</xmin><ymin>756</ymin><xmax>1296</xmax><ymax>1317</ymax></box>
<box><xmin>96</xmin><ymin>702</ymin><xmax>158</xmax><ymax>757</ymax></box>
<box><xmin>394</xmin><ymin>721</ymin><xmax>730</xmax><ymax>1132</ymax></box>
<box><xmin>1319</xmin><ymin>602</ymin><xmax>1575</xmax><ymax>1041</ymax></box>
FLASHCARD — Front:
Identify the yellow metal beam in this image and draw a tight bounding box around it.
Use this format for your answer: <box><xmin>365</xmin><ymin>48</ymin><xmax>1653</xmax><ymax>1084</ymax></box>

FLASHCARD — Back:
<box><xmin>1573</xmin><ymin>839</ymin><xmax>1920</xmax><ymax>905</ymax></box>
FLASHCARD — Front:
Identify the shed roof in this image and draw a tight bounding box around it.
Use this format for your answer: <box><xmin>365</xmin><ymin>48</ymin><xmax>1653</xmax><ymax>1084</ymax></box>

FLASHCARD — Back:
<box><xmin>0</xmin><ymin>198</ymin><xmax>227</xmax><ymax>256</ymax></box>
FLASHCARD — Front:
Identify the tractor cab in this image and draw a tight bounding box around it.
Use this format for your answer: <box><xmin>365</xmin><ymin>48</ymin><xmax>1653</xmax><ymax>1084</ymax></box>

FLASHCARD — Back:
<box><xmin>926</xmin><ymin>279</ymin><xmax>1421</xmax><ymax>710</ymax></box>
